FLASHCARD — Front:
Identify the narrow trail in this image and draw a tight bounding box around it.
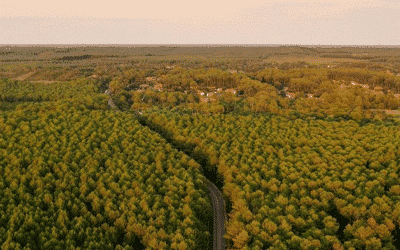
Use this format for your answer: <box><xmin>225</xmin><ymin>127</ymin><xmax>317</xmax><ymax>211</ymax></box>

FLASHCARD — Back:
<box><xmin>105</xmin><ymin>90</ymin><xmax>120</xmax><ymax>111</ymax></box>
<box><xmin>106</xmin><ymin>90</ymin><xmax>227</xmax><ymax>250</ymax></box>
<box><xmin>205</xmin><ymin>179</ymin><xmax>227</xmax><ymax>250</ymax></box>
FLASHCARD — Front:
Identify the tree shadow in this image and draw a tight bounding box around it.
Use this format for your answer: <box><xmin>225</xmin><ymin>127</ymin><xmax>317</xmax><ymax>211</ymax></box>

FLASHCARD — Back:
<box><xmin>393</xmin><ymin>223</ymin><xmax>400</xmax><ymax>249</ymax></box>
<box><xmin>327</xmin><ymin>206</ymin><xmax>350</xmax><ymax>243</ymax></box>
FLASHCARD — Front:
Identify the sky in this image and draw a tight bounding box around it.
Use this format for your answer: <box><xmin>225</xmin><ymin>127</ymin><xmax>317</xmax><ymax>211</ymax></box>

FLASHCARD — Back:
<box><xmin>1</xmin><ymin>0</ymin><xmax>399</xmax><ymax>45</ymax></box>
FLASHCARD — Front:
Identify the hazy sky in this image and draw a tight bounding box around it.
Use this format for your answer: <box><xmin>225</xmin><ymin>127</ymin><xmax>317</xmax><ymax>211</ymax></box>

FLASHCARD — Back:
<box><xmin>1</xmin><ymin>0</ymin><xmax>399</xmax><ymax>45</ymax></box>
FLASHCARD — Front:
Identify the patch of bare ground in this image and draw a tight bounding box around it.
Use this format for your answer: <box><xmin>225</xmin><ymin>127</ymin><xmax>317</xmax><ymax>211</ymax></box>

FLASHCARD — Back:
<box><xmin>370</xmin><ymin>109</ymin><xmax>400</xmax><ymax>120</ymax></box>
<box><xmin>28</xmin><ymin>80</ymin><xmax>58</xmax><ymax>84</ymax></box>
<box><xmin>13</xmin><ymin>71</ymin><xmax>36</xmax><ymax>81</ymax></box>
<box><xmin>12</xmin><ymin>72</ymin><xmax>58</xmax><ymax>84</ymax></box>
<box><xmin>383</xmin><ymin>110</ymin><xmax>400</xmax><ymax>115</ymax></box>
<box><xmin>370</xmin><ymin>109</ymin><xmax>400</xmax><ymax>115</ymax></box>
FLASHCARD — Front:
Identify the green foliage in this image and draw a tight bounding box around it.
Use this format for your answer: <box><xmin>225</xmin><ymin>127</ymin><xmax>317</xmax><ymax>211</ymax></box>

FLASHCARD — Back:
<box><xmin>2</xmin><ymin>46</ymin><xmax>400</xmax><ymax>249</ymax></box>
<box><xmin>142</xmin><ymin>110</ymin><xmax>400</xmax><ymax>249</ymax></box>
<box><xmin>0</xmin><ymin>78</ymin><xmax>99</xmax><ymax>102</ymax></box>
<box><xmin>0</xmin><ymin>100</ymin><xmax>212</xmax><ymax>249</ymax></box>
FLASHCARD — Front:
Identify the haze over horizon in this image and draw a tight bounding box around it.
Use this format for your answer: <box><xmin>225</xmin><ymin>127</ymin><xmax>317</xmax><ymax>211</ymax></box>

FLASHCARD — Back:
<box><xmin>1</xmin><ymin>0</ymin><xmax>399</xmax><ymax>45</ymax></box>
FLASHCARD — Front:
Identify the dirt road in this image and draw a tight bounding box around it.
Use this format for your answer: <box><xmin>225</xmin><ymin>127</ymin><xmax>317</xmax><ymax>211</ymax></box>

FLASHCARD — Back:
<box><xmin>105</xmin><ymin>90</ymin><xmax>120</xmax><ymax>111</ymax></box>
<box><xmin>205</xmin><ymin>178</ymin><xmax>227</xmax><ymax>250</ymax></box>
<box><xmin>108</xmin><ymin>91</ymin><xmax>226</xmax><ymax>249</ymax></box>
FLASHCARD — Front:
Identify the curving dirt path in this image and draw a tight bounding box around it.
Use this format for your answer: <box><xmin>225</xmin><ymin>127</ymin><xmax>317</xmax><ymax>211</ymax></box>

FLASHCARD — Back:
<box><xmin>105</xmin><ymin>90</ymin><xmax>120</xmax><ymax>111</ymax></box>
<box><xmin>204</xmin><ymin>178</ymin><xmax>227</xmax><ymax>250</ymax></box>
<box><xmin>13</xmin><ymin>72</ymin><xmax>36</xmax><ymax>81</ymax></box>
<box><xmin>107</xmin><ymin>90</ymin><xmax>227</xmax><ymax>249</ymax></box>
<box><xmin>12</xmin><ymin>72</ymin><xmax>57</xmax><ymax>84</ymax></box>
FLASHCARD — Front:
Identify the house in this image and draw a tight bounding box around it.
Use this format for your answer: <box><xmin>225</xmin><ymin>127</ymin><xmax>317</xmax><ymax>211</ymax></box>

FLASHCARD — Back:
<box><xmin>394</xmin><ymin>94</ymin><xmax>400</xmax><ymax>99</ymax></box>
<box><xmin>217</xmin><ymin>88</ymin><xmax>223</xmax><ymax>92</ymax></box>
<box><xmin>207</xmin><ymin>92</ymin><xmax>217</xmax><ymax>97</ymax></box>
<box><xmin>225</xmin><ymin>89</ymin><xmax>237</xmax><ymax>94</ymax></box>
<box><xmin>307</xmin><ymin>94</ymin><xmax>313</xmax><ymax>98</ymax></box>
<box><xmin>228</xmin><ymin>69</ymin><xmax>238</xmax><ymax>74</ymax></box>
<box><xmin>139</xmin><ymin>84</ymin><xmax>149</xmax><ymax>89</ymax></box>
<box><xmin>153</xmin><ymin>84</ymin><xmax>163</xmax><ymax>91</ymax></box>
<box><xmin>200</xmin><ymin>97</ymin><xmax>209</xmax><ymax>103</ymax></box>
<box><xmin>138</xmin><ymin>84</ymin><xmax>150</xmax><ymax>91</ymax></box>
<box><xmin>197</xmin><ymin>90</ymin><xmax>205</xmax><ymax>96</ymax></box>
<box><xmin>286</xmin><ymin>93</ymin><xmax>296</xmax><ymax>99</ymax></box>
<box><xmin>146</xmin><ymin>77</ymin><xmax>157</xmax><ymax>82</ymax></box>
<box><xmin>372</xmin><ymin>86</ymin><xmax>384</xmax><ymax>95</ymax></box>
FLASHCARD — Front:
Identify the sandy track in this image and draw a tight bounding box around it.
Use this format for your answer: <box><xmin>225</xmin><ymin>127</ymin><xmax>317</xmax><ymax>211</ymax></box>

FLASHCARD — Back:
<box><xmin>108</xmin><ymin>91</ymin><xmax>225</xmax><ymax>249</ymax></box>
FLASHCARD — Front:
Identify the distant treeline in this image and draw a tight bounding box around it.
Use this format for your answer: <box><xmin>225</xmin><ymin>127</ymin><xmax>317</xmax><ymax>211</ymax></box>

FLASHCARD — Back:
<box><xmin>56</xmin><ymin>55</ymin><xmax>94</xmax><ymax>61</ymax></box>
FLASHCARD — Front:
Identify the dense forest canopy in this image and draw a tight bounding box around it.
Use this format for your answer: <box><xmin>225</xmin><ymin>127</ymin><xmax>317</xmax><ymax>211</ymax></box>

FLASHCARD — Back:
<box><xmin>140</xmin><ymin>110</ymin><xmax>400</xmax><ymax>249</ymax></box>
<box><xmin>0</xmin><ymin>98</ymin><xmax>213</xmax><ymax>250</ymax></box>
<box><xmin>2</xmin><ymin>45</ymin><xmax>400</xmax><ymax>249</ymax></box>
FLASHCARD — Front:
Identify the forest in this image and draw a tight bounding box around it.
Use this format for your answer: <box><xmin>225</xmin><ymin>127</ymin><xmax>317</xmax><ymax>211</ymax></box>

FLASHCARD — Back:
<box><xmin>140</xmin><ymin>110</ymin><xmax>400</xmax><ymax>249</ymax></box>
<box><xmin>0</xmin><ymin>87</ymin><xmax>212</xmax><ymax>249</ymax></box>
<box><xmin>1</xmin><ymin>45</ymin><xmax>400</xmax><ymax>249</ymax></box>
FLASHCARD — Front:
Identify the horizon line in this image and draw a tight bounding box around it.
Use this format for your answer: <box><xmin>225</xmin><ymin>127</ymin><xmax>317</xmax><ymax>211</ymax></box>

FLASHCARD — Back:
<box><xmin>1</xmin><ymin>44</ymin><xmax>400</xmax><ymax>48</ymax></box>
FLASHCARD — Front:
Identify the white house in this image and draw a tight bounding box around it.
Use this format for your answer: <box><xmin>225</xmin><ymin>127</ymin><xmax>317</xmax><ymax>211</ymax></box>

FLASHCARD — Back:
<box><xmin>286</xmin><ymin>93</ymin><xmax>296</xmax><ymax>99</ymax></box>
<box><xmin>225</xmin><ymin>89</ymin><xmax>237</xmax><ymax>94</ymax></box>
<box><xmin>146</xmin><ymin>77</ymin><xmax>157</xmax><ymax>82</ymax></box>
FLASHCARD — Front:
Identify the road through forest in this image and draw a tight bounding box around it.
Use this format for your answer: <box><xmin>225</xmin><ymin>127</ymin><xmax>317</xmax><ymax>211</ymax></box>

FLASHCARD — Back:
<box><xmin>106</xmin><ymin>92</ymin><xmax>227</xmax><ymax>250</ymax></box>
<box><xmin>204</xmin><ymin>178</ymin><xmax>227</xmax><ymax>250</ymax></box>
